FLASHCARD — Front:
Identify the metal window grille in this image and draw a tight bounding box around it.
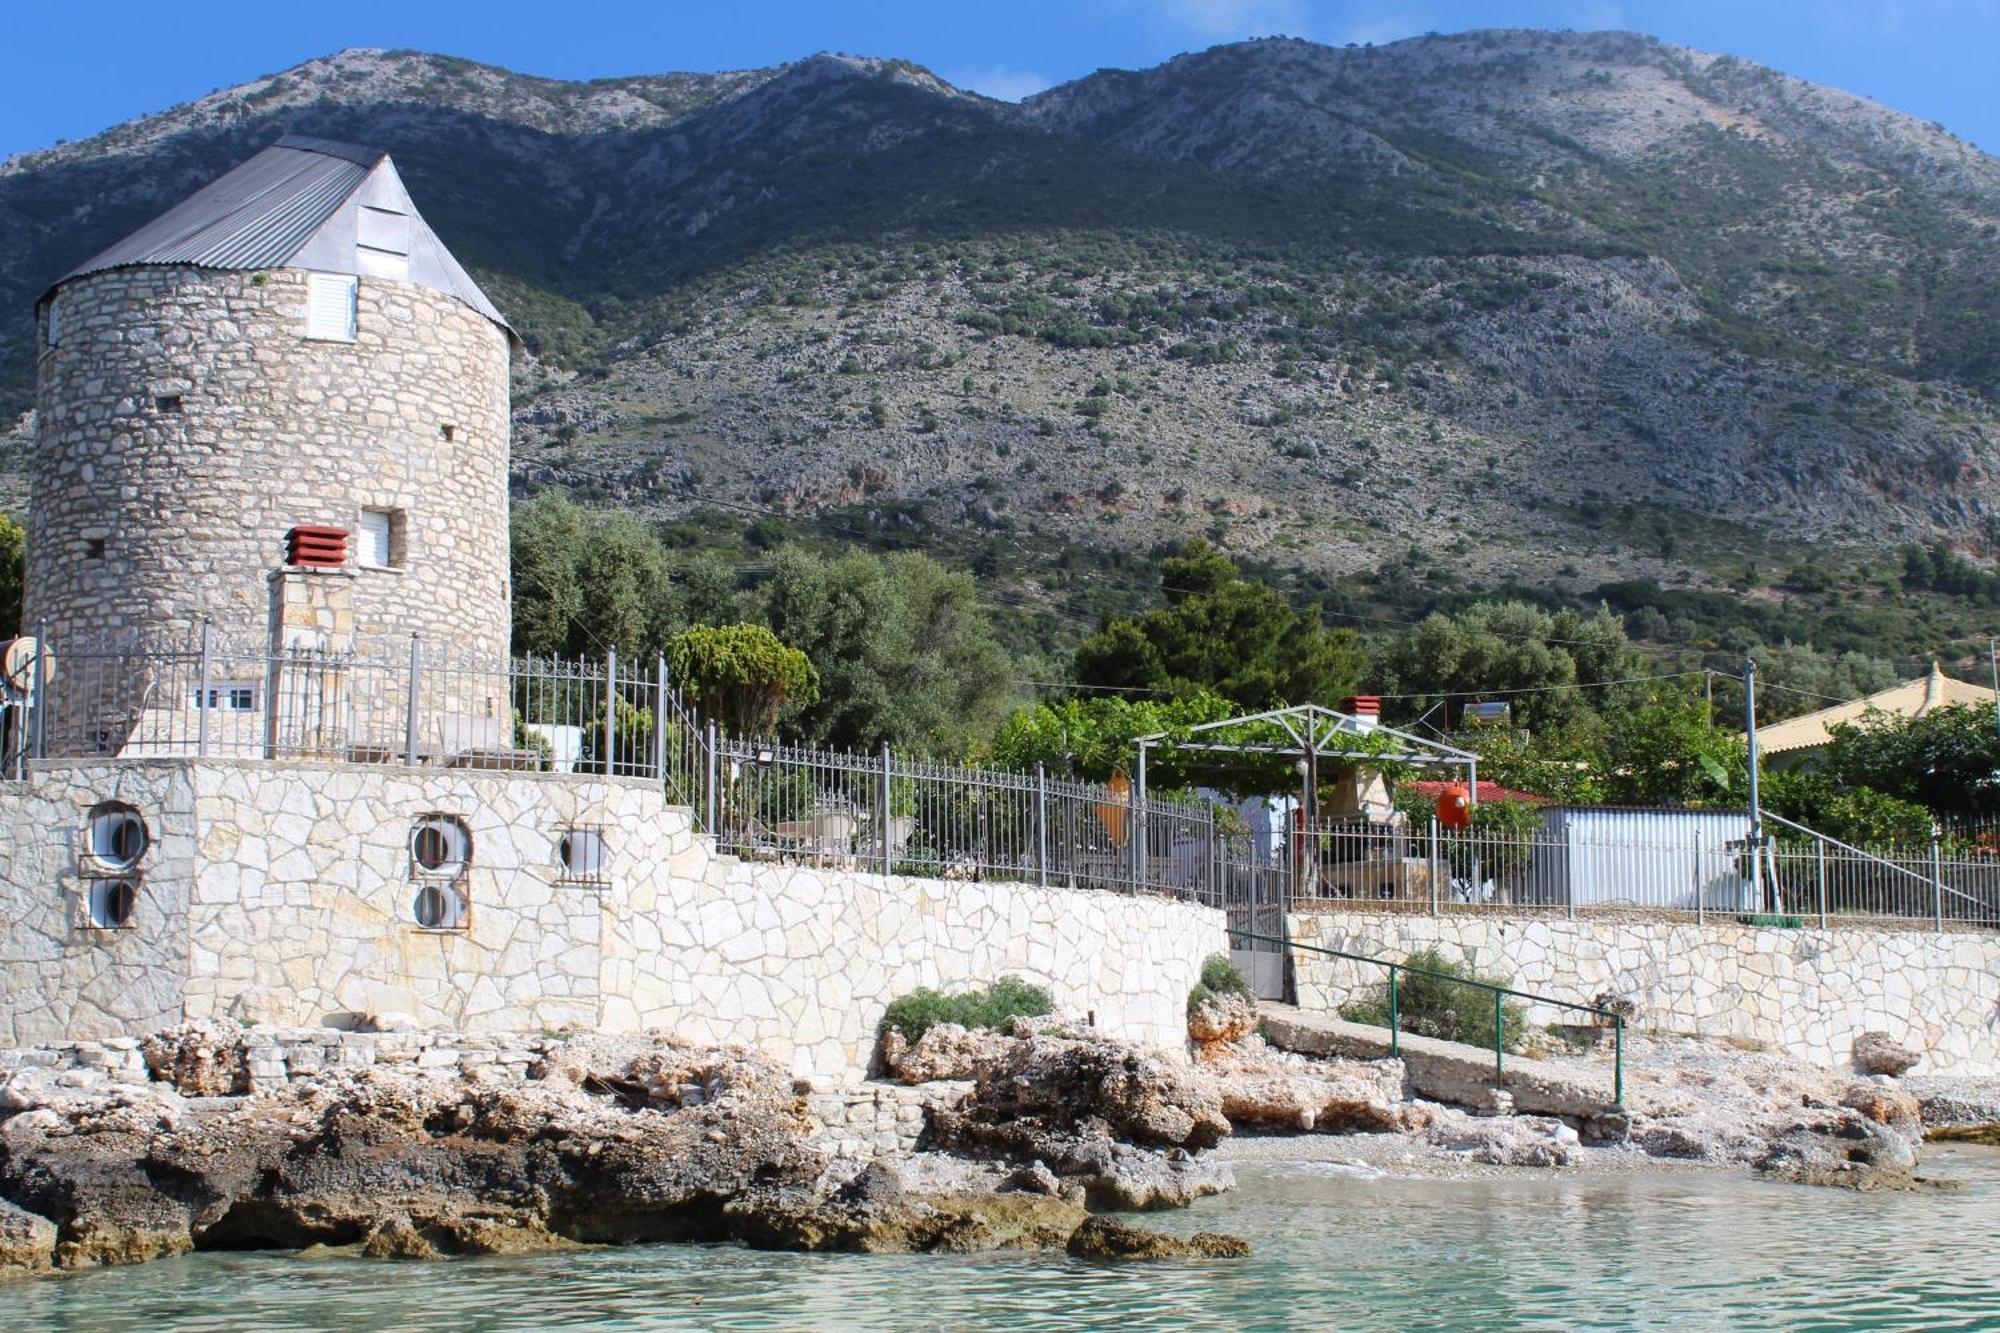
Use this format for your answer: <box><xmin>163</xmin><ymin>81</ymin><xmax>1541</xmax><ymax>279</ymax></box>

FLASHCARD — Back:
<box><xmin>85</xmin><ymin>878</ymin><xmax>138</xmax><ymax>929</ymax></box>
<box><xmin>556</xmin><ymin>826</ymin><xmax>609</xmax><ymax>885</ymax></box>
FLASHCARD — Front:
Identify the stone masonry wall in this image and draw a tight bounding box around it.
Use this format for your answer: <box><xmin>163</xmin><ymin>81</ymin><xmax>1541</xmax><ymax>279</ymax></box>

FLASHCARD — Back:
<box><xmin>30</xmin><ymin>266</ymin><xmax>512</xmax><ymax>665</ymax></box>
<box><xmin>0</xmin><ymin>761</ymin><xmax>1227</xmax><ymax>1077</ymax></box>
<box><xmin>1291</xmin><ymin>911</ymin><xmax>2000</xmax><ymax>1075</ymax></box>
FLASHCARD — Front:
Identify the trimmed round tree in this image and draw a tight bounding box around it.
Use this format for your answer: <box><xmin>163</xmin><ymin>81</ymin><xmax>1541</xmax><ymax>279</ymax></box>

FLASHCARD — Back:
<box><xmin>668</xmin><ymin>623</ymin><xmax>819</xmax><ymax>739</ymax></box>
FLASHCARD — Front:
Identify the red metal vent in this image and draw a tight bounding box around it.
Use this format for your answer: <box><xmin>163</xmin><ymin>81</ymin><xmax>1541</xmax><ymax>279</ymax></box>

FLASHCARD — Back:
<box><xmin>287</xmin><ymin>525</ymin><xmax>348</xmax><ymax>568</ymax></box>
<box><xmin>1342</xmin><ymin>695</ymin><xmax>1382</xmax><ymax>718</ymax></box>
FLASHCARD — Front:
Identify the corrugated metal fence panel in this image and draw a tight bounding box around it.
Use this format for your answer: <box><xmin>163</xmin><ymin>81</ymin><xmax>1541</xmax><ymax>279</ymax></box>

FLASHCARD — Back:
<box><xmin>1545</xmin><ymin>807</ymin><xmax>1757</xmax><ymax>912</ymax></box>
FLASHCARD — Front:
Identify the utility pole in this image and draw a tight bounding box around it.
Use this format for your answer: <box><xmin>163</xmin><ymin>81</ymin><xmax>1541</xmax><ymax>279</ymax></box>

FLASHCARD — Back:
<box><xmin>1745</xmin><ymin>656</ymin><xmax>1764</xmax><ymax>912</ymax></box>
<box><xmin>1989</xmin><ymin>639</ymin><xmax>1998</xmax><ymax>739</ymax></box>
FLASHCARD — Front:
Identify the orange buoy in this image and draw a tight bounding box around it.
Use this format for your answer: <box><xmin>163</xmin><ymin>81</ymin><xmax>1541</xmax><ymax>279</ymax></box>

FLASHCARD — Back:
<box><xmin>1098</xmin><ymin>770</ymin><xmax>1131</xmax><ymax>846</ymax></box>
<box><xmin>1435</xmin><ymin>783</ymin><xmax>1472</xmax><ymax>830</ymax></box>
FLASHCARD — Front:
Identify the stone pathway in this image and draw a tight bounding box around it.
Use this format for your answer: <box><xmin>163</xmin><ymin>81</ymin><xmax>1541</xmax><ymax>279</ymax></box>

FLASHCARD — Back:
<box><xmin>1258</xmin><ymin>1004</ymin><xmax>1622</xmax><ymax>1117</ymax></box>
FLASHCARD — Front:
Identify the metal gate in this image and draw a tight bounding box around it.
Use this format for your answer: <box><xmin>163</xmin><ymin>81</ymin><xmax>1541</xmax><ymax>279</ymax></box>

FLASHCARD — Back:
<box><xmin>1222</xmin><ymin>855</ymin><xmax>1290</xmax><ymax>1001</ymax></box>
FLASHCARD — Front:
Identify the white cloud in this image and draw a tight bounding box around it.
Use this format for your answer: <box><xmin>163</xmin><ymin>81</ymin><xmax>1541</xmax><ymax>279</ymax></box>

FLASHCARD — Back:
<box><xmin>1568</xmin><ymin>1</ymin><xmax>1625</xmax><ymax>30</ymax></box>
<box><xmin>948</xmin><ymin>65</ymin><xmax>1056</xmax><ymax>101</ymax></box>
<box><xmin>1157</xmin><ymin>0</ymin><xmax>1312</xmax><ymax>40</ymax></box>
<box><xmin>1332</xmin><ymin>12</ymin><xmax>1430</xmax><ymax>46</ymax></box>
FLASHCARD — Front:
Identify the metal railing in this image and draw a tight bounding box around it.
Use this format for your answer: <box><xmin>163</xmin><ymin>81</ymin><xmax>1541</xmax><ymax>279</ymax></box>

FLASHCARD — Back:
<box><xmin>1233</xmin><ymin>928</ymin><xmax>1626</xmax><ymax>1107</ymax></box>
<box><xmin>1280</xmin><ymin>813</ymin><xmax>2000</xmax><ymax>930</ymax></box>
<box><xmin>20</xmin><ymin>625</ymin><xmax>1996</xmax><ymax>933</ymax></box>
<box><xmin>12</xmin><ymin>623</ymin><xmax>669</xmax><ymax>780</ymax></box>
<box><xmin>702</xmin><ymin>734</ymin><xmax>1222</xmax><ymax>899</ymax></box>
<box><xmin>1760</xmin><ymin>811</ymin><xmax>2000</xmax><ymax>929</ymax></box>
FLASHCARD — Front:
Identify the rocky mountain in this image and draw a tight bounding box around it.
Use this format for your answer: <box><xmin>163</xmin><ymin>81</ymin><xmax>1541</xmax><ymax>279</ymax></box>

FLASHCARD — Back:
<box><xmin>4</xmin><ymin>31</ymin><xmax>1999</xmax><ymax>608</ymax></box>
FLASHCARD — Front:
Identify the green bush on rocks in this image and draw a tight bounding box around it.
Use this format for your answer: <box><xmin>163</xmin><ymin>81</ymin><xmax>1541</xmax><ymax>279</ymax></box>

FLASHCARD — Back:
<box><xmin>880</xmin><ymin>976</ymin><xmax>1054</xmax><ymax>1043</ymax></box>
<box><xmin>1339</xmin><ymin>947</ymin><xmax>1528</xmax><ymax>1053</ymax></box>
<box><xmin>1187</xmin><ymin>953</ymin><xmax>1251</xmax><ymax>1017</ymax></box>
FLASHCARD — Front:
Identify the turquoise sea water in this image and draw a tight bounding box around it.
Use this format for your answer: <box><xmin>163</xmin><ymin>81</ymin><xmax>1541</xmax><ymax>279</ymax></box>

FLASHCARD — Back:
<box><xmin>9</xmin><ymin>1146</ymin><xmax>2000</xmax><ymax>1331</ymax></box>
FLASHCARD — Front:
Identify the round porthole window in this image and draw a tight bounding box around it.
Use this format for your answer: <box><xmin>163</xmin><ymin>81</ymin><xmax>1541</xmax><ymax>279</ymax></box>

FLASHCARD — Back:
<box><xmin>87</xmin><ymin>803</ymin><xmax>148</xmax><ymax>870</ymax></box>
<box><xmin>558</xmin><ymin>828</ymin><xmax>606</xmax><ymax>880</ymax></box>
<box><xmin>411</xmin><ymin>882</ymin><xmax>467</xmax><ymax>930</ymax></box>
<box><xmin>410</xmin><ymin>815</ymin><xmax>471</xmax><ymax>877</ymax></box>
<box><xmin>87</xmin><ymin>879</ymin><xmax>137</xmax><ymax>929</ymax></box>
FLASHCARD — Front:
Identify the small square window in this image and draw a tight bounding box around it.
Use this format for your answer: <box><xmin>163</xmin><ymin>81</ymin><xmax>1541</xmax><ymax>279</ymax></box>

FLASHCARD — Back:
<box><xmin>357</xmin><ymin>508</ymin><xmax>405</xmax><ymax>569</ymax></box>
<box><xmin>192</xmin><ymin>683</ymin><xmax>258</xmax><ymax>713</ymax></box>
<box><xmin>557</xmin><ymin>827</ymin><xmax>608</xmax><ymax>884</ymax></box>
<box><xmin>155</xmin><ymin>394</ymin><xmax>182</xmax><ymax>414</ymax></box>
<box><xmin>306</xmin><ymin>273</ymin><xmax>358</xmax><ymax>342</ymax></box>
<box><xmin>439</xmin><ymin>424</ymin><xmax>456</xmax><ymax>442</ymax></box>
<box><xmin>84</xmin><ymin>538</ymin><xmax>106</xmax><ymax>560</ymax></box>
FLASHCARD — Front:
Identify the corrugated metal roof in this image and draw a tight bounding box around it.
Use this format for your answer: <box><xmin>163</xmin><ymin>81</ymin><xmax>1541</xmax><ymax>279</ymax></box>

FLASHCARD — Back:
<box><xmin>47</xmin><ymin>136</ymin><xmax>513</xmax><ymax>340</ymax></box>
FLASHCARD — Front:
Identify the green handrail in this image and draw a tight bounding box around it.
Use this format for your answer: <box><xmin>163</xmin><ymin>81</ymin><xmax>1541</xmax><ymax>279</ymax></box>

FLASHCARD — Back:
<box><xmin>1228</xmin><ymin>928</ymin><xmax>1625</xmax><ymax>1108</ymax></box>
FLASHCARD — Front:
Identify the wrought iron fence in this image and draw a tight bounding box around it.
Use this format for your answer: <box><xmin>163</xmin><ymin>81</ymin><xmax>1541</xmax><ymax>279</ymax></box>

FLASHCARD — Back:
<box><xmin>1277</xmin><ymin>812</ymin><xmax>2000</xmax><ymax>929</ymax></box>
<box><xmin>18</xmin><ymin>623</ymin><xmax>1998</xmax><ymax>928</ymax></box>
<box><xmin>701</xmin><ymin>734</ymin><xmax>1221</xmax><ymax>900</ymax></box>
<box><xmin>10</xmin><ymin>625</ymin><xmax>669</xmax><ymax>780</ymax></box>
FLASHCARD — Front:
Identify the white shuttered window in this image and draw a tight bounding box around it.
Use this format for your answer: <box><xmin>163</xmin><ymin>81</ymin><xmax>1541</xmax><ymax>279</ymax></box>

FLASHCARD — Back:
<box><xmin>306</xmin><ymin>273</ymin><xmax>357</xmax><ymax>341</ymax></box>
<box><xmin>358</xmin><ymin>509</ymin><xmax>395</xmax><ymax>568</ymax></box>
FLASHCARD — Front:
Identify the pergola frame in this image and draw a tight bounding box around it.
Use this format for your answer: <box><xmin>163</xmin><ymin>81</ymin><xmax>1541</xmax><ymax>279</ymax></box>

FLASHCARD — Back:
<box><xmin>1128</xmin><ymin>703</ymin><xmax>1480</xmax><ymax>886</ymax></box>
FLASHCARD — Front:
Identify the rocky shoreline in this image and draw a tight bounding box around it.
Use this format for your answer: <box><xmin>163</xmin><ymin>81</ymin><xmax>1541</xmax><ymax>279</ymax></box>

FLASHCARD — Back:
<box><xmin>1</xmin><ymin>1003</ymin><xmax>1990</xmax><ymax>1281</ymax></box>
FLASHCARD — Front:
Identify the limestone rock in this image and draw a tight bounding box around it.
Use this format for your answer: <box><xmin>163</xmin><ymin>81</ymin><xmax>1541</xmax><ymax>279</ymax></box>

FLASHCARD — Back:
<box><xmin>0</xmin><ymin>1199</ymin><xmax>57</xmax><ymax>1277</ymax></box>
<box><xmin>1211</xmin><ymin>1057</ymin><xmax>1407</xmax><ymax>1133</ymax></box>
<box><xmin>1852</xmin><ymin>1032</ymin><xmax>1920</xmax><ymax>1077</ymax></box>
<box><xmin>1065</xmin><ymin>1216</ymin><xmax>1250</xmax><ymax>1260</ymax></box>
<box><xmin>141</xmin><ymin>1021</ymin><xmax>250</xmax><ymax>1097</ymax></box>
<box><xmin>1187</xmin><ymin>991</ymin><xmax>1258</xmax><ymax>1057</ymax></box>
<box><xmin>1752</xmin><ymin>1108</ymin><xmax>1926</xmax><ymax>1190</ymax></box>
<box><xmin>926</xmin><ymin>1028</ymin><xmax>1234</xmax><ymax>1208</ymax></box>
<box><xmin>1839</xmin><ymin>1080</ymin><xmax>1922</xmax><ymax>1130</ymax></box>
<box><xmin>884</xmin><ymin>1023</ymin><xmax>1012</xmax><ymax>1084</ymax></box>
<box><xmin>0</xmin><ymin>1030</ymin><xmax>1233</xmax><ymax>1274</ymax></box>
<box><xmin>1427</xmin><ymin>1108</ymin><xmax>1580</xmax><ymax>1167</ymax></box>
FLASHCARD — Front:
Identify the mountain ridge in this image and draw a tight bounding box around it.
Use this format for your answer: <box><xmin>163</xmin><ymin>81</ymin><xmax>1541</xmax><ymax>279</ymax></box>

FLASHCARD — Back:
<box><xmin>3</xmin><ymin>30</ymin><xmax>1998</xmax><ymax>629</ymax></box>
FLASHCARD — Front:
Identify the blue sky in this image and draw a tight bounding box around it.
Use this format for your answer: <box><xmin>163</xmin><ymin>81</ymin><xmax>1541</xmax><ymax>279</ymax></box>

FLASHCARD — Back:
<box><xmin>5</xmin><ymin>1</ymin><xmax>1998</xmax><ymax>160</ymax></box>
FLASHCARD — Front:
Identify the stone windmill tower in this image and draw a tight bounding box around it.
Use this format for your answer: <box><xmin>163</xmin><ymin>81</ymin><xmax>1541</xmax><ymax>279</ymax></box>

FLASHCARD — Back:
<box><xmin>27</xmin><ymin>136</ymin><xmax>517</xmax><ymax>670</ymax></box>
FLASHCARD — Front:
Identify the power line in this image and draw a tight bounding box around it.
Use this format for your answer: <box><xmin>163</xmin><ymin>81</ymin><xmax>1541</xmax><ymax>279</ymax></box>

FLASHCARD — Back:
<box><xmin>1365</xmin><ymin>669</ymin><xmax>1711</xmax><ymax>701</ymax></box>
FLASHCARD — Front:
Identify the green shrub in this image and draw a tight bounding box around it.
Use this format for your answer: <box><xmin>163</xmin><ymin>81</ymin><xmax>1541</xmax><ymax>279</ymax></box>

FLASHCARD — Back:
<box><xmin>1339</xmin><ymin>947</ymin><xmax>1528</xmax><ymax>1053</ymax></box>
<box><xmin>1199</xmin><ymin>953</ymin><xmax>1251</xmax><ymax>996</ymax></box>
<box><xmin>1189</xmin><ymin>953</ymin><xmax>1253</xmax><ymax>1017</ymax></box>
<box><xmin>879</xmin><ymin>975</ymin><xmax>1053</xmax><ymax>1042</ymax></box>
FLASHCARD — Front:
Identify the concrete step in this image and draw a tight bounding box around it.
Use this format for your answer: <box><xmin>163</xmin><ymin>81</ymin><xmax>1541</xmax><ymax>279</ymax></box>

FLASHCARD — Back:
<box><xmin>1259</xmin><ymin>1002</ymin><xmax>1621</xmax><ymax>1117</ymax></box>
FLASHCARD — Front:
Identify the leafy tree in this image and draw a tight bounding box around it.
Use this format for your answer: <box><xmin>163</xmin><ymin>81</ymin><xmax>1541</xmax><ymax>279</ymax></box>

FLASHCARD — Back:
<box><xmin>666</xmin><ymin>624</ymin><xmax>818</xmax><ymax>739</ymax></box>
<box><xmin>1374</xmin><ymin>601</ymin><xmax>1640</xmax><ymax>733</ymax></box>
<box><xmin>1820</xmin><ymin>703</ymin><xmax>2000</xmax><ymax>820</ymax></box>
<box><xmin>1758</xmin><ymin>769</ymin><xmax>1936</xmax><ymax>848</ymax></box>
<box><xmin>0</xmin><ymin>513</ymin><xmax>22</xmax><ymax>638</ymax></box>
<box><xmin>756</xmin><ymin>547</ymin><xmax>1016</xmax><ymax>754</ymax></box>
<box><xmin>511</xmin><ymin>493</ymin><xmax>677</xmax><ymax>660</ymax></box>
<box><xmin>1704</xmin><ymin>641</ymin><xmax>1901</xmax><ymax>724</ymax></box>
<box><xmin>1594</xmin><ymin>692</ymin><xmax>1747</xmax><ymax>807</ymax></box>
<box><xmin>1073</xmin><ymin>541</ymin><xmax>1363</xmax><ymax>711</ymax></box>
<box><xmin>1454</xmin><ymin>723</ymin><xmax>1608</xmax><ymax>805</ymax></box>
<box><xmin>989</xmin><ymin>690</ymin><xmax>1241</xmax><ymax>786</ymax></box>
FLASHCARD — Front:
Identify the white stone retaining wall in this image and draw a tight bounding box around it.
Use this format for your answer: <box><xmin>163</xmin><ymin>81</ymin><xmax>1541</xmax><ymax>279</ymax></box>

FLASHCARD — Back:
<box><xmin>0</xmin><ymin>760</ymin><xmax>1227</xmax><ymax>1076</ymax></box>
<box><xmin>1291</xmin><ymin>911</ymin><xmax>2000</xmax><ymax>1075</ymax></box>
